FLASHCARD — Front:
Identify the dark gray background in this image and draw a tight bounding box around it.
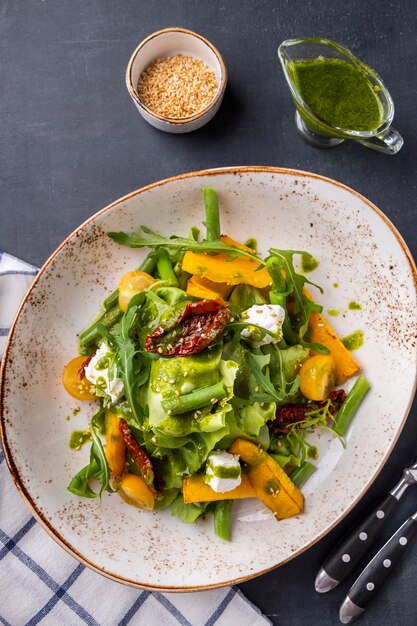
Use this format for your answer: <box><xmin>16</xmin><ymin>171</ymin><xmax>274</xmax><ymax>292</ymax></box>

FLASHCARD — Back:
<box><xmin>1</xmin><ymin>1</ymin><xmax>417</xmax><ymax>624</ymax></box>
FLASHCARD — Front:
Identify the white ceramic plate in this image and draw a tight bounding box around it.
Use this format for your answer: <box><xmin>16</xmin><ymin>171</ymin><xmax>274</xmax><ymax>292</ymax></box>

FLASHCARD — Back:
<box><xmin>1</xmin><ymin>167</ymin><xmax>416</xmax><ymax>591</ymax></box>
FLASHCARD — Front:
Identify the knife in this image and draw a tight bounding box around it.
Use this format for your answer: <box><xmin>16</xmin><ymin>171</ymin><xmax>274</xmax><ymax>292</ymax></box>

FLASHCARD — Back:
<box><xmin>339</xmin><ymin>511</ymin><xmax>417</xmax><ymax>623</ymax></box>
<box><xmin>315</xmin><ymin>459</ymin><xmax>417</xmax><ymax>593</ymax></box>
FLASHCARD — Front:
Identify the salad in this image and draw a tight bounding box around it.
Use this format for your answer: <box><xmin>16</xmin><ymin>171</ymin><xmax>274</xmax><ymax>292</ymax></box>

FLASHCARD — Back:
<box><xmin>62</xmin><ymin>188</ymin><xmax>369</xmax><ymax>540</ymax></box>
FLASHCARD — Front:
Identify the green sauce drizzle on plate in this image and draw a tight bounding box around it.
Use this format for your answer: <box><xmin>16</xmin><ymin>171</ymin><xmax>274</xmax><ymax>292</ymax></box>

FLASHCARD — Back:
<box><xmin>301</xmin><ymin>253</ymin><xmax>319</xmax><ymax>273</ymax></box>
<box><xmin>342</xmin><ymin>330</ymin><xmax>364</xmax><ymax>351</ymax></box>
<box><xmin>69</xmin><ymin>430</ymin><xmax>92</xmax><ymax>450</ymax></box>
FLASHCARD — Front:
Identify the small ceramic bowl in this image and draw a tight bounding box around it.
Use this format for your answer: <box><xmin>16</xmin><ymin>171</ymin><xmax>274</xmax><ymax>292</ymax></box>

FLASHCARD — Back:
<box><xmin>126</xmin><ymin>27</ymin><xmax>227</xmax><ymax>133</ymax></box>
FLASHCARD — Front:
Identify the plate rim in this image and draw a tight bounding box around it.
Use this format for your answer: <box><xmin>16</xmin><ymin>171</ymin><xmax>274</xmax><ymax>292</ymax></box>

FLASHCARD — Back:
<box><xmin>1</xmin><ymin>165</ymin><xmax>416</xmax><ymax>591</ymax></box>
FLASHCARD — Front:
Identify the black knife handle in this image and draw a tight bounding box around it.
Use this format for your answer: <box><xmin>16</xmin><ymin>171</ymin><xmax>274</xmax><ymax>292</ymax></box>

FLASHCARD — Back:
<box><xmin>346</xmin><ymin>515</ymin><xmax>417</xmax><ymax>610</ymax></box>
<box><xmin>321</xmin><ymin>493</ymin><xmax>398</xmax><ymax>583</ymax></box>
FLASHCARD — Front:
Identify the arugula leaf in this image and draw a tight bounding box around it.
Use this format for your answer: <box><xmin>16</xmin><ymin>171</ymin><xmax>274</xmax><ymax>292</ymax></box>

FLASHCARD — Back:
<box><xmin>102</xmin><ymin>295</ymin><xmax>149</xmax><ymax>428</ymax></box>
<box><xmin>67</xmin><ymin>461</ymin><xmax>100</xmax><ymax>498</ymax></box>
<box><xmin>68</xmin><ymin>408</ymin><xmax>113</xmax><ymax>499</ymax></box>
<box><xmin>267</xmin><ymin>249</ymin><xmax>329</xmax><ymax>352</ymax></box>
<box><xmin>170</xmin><ymin>494</ymin><xmax>211</xmax><ymax>523</ymax></box>
<box><xmin>244</xmin><ymin>351</ymin><xmax>284</xmax><ymax>403</ymax></box>
<box><xmin>89</xmin><ymin>411</ymin><xmax>112</xmax><ymax>497</ymax></box>
<box><xmin>108</xmin><ymin>227</ymin><xmax>264</xmax><ymax>265</ymax></box>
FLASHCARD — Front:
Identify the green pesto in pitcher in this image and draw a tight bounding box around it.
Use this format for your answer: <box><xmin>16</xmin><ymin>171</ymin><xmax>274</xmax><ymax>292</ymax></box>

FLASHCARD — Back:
<box><xmin>289</xmin><ymin>58</ymin><xmax>383</xmax><ymax>132</ymax></box>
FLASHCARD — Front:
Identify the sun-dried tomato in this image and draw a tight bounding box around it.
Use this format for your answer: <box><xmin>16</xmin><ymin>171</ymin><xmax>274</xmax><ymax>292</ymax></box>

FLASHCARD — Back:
<box><xmin>77</xmin><ymin>355</ymin><xmax>94</xmax><ymax>380</ymax></box>
<box><xmin>269</xmin><ymin>389</ymin><xmax>347</xmax><ymax>433</ymax></box>
<box><xmin>273</xmin><ymin>404</ymin><xmax>311</xmax><ymax>427</ymax></box>
<box><xmin>327</xmin><ymin>389</ymin><xmax>347</xmax><ymax>414</ymax></box>
<box><xmin>119</xmin><ymin>419</ymin><xmax>164</xmax><ymax>492</ymax></box>
<box><xmin>145</xmin><ymin>299</ymin><xmax>230</xmax><ymax>356</ymax></box>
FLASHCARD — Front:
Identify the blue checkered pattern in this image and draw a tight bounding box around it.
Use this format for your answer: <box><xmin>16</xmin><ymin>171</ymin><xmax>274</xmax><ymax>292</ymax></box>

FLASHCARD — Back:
<box><xmin>0</xmin><ymin>252</ymin><xmax>271</xmax><ymax>626</ymax></box>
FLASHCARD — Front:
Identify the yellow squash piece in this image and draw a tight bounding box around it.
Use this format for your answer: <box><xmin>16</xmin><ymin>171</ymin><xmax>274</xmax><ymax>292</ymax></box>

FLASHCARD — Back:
<box><xmin>186</xmin><ymin>275</ymin><xmax>232</xmax><ymax>302</ymax></box>
<box><xmin>119</xmin><ymin>474</ymin><xmax>155</xmax><ymax>510</ymax></box>
<box><xmin>182</xmin><ymin>241</ymin><xmax>271</xmax><ymax>288</ymax></box>
<box><xmin>105</xmin><ymin>412</ymin><xmax>126</xmax><ymax>478</ymax></box>
<box><xmin>228</xmin><ymin>438</ymin><xmax>303</xmax><ymax>520</ymax></box>
<box><xmin>219</xmin><ymin>234</ymin><xmax>254</xmax><ymax>252</ymax></box>
<box><xmin>183</xmin><ymin>473</ymin><xmax>255</xmax><ymax>503</ymax></box>
<box><xmin>304</xmin><ymin>288</ymin><xmax>360</xmax><ymax>385</ymax></box>
<box><xmin>299</xmin><ymin>354</ymin><xmax>337</xmax><ymax>401</ymax></box>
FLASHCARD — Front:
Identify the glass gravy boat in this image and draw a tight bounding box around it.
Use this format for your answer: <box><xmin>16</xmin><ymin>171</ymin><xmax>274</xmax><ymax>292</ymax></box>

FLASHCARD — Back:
<box><xmin>278</xmin><ymin>38</ymin><xmax>403</xmax><ymax>154</ymax></box>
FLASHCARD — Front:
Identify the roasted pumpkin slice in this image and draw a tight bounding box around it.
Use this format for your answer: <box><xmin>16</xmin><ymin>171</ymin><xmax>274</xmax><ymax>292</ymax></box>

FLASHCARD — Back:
<box><xmin>304</xmin><ymin>288</ymin><xmax>360</xmax><ymax>385</ymax></box>
<box><xmin>183</xmin><ymin>473</ymin><xmax>255</xmax><ymax>503</ymax></box>
<box><xmin>228</xmin><ymin>438</ymin><xmax>303</xmax><ymax>520</ymax></box>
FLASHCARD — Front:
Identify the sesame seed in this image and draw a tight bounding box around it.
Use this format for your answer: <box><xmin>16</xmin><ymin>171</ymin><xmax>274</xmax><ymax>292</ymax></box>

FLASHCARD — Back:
<box><xmin>137</xmin><ymin>55</ymin><xmax>218</xmax><ymax>119</ymax></box>
<box><xmin>175</xmin><ymin>390</ymin><xmax>180</xmax><ymax>396</ymax></box>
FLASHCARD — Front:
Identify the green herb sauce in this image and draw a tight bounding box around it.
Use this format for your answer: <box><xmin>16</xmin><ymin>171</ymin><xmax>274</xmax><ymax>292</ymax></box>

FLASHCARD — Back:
<box><xmin>210</xmin><ymin>465</ymin><xmax>241</xmax><ymax>480</ymax></box>
<box><xmin>333</xmin><ymin>282</ymin><xmax>339</xmax><ymax>288</ymax></box>
<box><xmin>244</xmin><ymin>238</ymin><xmax>258</xmax><ymax>252</ymax></box>
<box><xmin>301</xmin><ymin>253</ymin><xmax>319</xmax><ymax>273</ymax></box>
<box><xmin>348</xmin><ymin>301</ymin><xmax>362</xmax><ymax>310</ymax></box>
<box><xmin>342</xmin><ymin>330</ymin><xmax>364</xmax><ymax>351</ymax></box>
<box><xmin>69</xmin><ymin>429</ymin><xmax>92</xmax><ymax>450</ymax></box>
<box><xmin>327</xmin><ymin>309</ymin><xmax>339</xmax><ymax>317</ymax></box>
<box><xmin>264</xmin><ymin>479</ymin><xmax>280</xmax><ymax>495</ymax></box>
<box><xmin>290</xmin><ymin>58</ymin><xmax>383</xmax><ymax>131</ymax></box>
<box><xmin>307</xmin><ymin>445</ymin><xmax>318</xmax><ymax>460</ymax></box>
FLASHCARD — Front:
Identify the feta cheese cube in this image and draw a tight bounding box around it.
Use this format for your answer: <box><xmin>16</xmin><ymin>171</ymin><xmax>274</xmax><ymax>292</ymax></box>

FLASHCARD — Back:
<box><xmin>241</xmin><ymin>304</ymin><xmax>285</xmax><ymax>347</ymax></box>
<box><xmin>85</xmin><ymin>342</ymin><xmax>124</xmax><ymax>404</ymax></box>
<box><xmin>205</xmin><ymin>450</ymin><xmax>242</xmax><ymax>493</ymax></box>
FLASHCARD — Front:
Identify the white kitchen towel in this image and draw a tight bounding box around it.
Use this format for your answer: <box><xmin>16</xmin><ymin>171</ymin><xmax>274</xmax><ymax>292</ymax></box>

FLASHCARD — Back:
<box><xmin>0</xmin><ymin>251</ymin><xmax>272</xmax><ymax>626</ymax></box>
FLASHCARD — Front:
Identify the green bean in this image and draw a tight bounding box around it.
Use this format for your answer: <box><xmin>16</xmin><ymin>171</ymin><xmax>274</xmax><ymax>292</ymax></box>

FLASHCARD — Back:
<box><xmin>140</xmin><ymin>251</ymin><xmax>157</xmax><ymax>275</ymax></box>
<box><xmin>156</xmin><ymin>248</ymin><xmax>178</xmax><ymax>286</ymax></box>
<box><xmin>79</xmin><ymin>305</ymin><xmax>122</xmax><ymax>348</ymax></box>
<box><xmin>161</xmin><ymin>382</ymin><xmax>227</xmax><ymax>415</ymax></box>
<box><xmin>267</xmin><ymin>257</ymin><xmax>298</xmax><ymax>345</ymax></box>
<box><xmin>103</xmin><ymin>289</ymin><xmax>119</xmax><ymax>311</ymax></box>
<box><xmin>203</xmin><ymin>187</ymin><xmax>220</xmax><ymax>241</ymax></box>
<box><xmin>214</xmin><ymin>500</ymin><xmax>233</xmax><ymax>541</ymax></box>
<box><xmin>289</xmin><ymin>461</ymin><xmax>316</xmax><ymax>488</ymax></box>
<box><xmin>174</xmin><ymin>261</ymin><xmax>190</xmax><ymax>291</ymax></box>
<box><xmin>334</xmin><ymin>375</ymin><xmax>370</xmax><ymax>436</ymax></box>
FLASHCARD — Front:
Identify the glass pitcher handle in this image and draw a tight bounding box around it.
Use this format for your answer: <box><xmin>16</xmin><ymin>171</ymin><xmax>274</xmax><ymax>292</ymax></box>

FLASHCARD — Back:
<box><xmin>358</xmin><ymin>126</ymin><xmax>404</xmax><ymax>155</ymax></box>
